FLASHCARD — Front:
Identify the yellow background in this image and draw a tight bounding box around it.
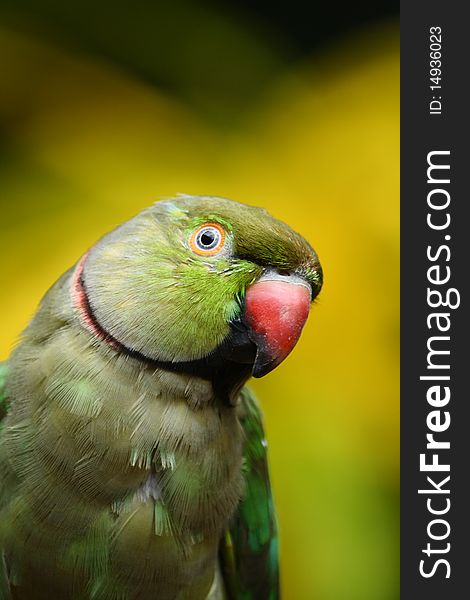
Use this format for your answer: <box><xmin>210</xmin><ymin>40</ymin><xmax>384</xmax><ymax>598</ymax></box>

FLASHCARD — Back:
<box><xmin>0</xmin><ymin>21</ymin><xmax>399</xmax><ymax>600</ymax></box>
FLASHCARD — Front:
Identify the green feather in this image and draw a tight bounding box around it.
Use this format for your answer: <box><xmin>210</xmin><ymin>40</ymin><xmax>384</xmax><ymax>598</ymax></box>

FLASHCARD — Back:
<box><xmin>221</xmin><ymin>387</ymin><xmax>279</xmax><ymax>600</ymax></box>
<box><xmin>1</xmin><ymin>550</ymin><xmax>12</xmax><ymax>600</ymax></box>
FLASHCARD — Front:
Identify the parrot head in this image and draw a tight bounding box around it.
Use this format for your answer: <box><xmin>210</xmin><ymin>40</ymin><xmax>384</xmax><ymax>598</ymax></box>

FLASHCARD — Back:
<box><xmin>72</xmin><ymin>196</ymin><xmax>322</xmax><ymax>397</ymax></box>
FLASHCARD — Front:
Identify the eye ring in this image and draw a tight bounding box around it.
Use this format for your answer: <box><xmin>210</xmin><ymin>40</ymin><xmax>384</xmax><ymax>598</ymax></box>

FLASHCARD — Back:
<box><xmin>189</xmin><ymin>223</ymin><xmax>226</xmax><ymax>256</ymax></box>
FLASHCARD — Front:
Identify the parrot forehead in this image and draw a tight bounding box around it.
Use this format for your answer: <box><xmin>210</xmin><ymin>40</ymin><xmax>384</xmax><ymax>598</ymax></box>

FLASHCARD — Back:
<box><xmin>146</xmin><ymin>195</ymin><xmax>320</xmax><ymax>271</ymax></box>
<box><xmin>153</xmin><ymin>195</ymin><xmax>270</xmax><ymax>227</ymax></box>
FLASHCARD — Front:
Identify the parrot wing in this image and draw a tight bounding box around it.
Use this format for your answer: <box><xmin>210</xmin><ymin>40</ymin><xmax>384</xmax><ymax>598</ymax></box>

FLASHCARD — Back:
<box><xmin>220</xmin><ymin>387</ymin><xmax>280</xmax><ymax>600</ymax></box>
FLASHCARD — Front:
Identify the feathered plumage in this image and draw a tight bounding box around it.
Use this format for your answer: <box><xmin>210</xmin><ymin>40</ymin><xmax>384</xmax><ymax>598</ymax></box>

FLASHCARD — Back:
<box><xmin>0</xmin><ymin>196</ymin><xmax>322</xmax><ymax>600</ymax></box>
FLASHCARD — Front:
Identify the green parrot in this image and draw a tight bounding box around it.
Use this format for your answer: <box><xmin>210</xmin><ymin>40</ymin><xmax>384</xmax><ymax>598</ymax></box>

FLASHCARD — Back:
<box><xmin>0</xmin><ymin>196</ymin><xmax>322</xmax><ymax>600</ymax></box>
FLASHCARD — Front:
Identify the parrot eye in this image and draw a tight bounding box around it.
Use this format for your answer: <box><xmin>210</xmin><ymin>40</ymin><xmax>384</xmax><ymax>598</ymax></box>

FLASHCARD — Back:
<box><xmin>189</xmin><ymin>223</ymin><xmax>226</xmax><ymax>256</ymax></box>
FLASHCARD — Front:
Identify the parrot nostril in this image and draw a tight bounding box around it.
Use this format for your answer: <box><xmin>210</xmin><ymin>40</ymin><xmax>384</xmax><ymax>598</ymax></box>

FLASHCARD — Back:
<box><xmin>276</xmin><ymin>269</ymin><xmax>291</xmax><ymax>277</ymax></box>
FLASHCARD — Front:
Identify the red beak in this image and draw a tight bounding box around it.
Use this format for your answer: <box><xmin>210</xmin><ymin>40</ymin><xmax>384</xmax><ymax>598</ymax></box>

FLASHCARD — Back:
<box><xmin>243</xmin><ymin>275</ymin><xmax>311</xmax><ymax>377</ymax></box>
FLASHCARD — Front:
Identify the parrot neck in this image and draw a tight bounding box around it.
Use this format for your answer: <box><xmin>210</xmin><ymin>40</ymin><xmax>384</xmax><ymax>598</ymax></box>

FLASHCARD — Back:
<box><xmin>72</xmin><ymin>256</ymin><xmax>254</xmax><ymax>406</ymax></box>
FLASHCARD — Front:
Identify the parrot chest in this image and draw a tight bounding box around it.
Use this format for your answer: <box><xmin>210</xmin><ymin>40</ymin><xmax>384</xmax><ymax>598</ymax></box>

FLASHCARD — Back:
<box><xmin>2</xmin><ymin>332</ymin><xmax>244</xmax><ymax>598</ymax></box>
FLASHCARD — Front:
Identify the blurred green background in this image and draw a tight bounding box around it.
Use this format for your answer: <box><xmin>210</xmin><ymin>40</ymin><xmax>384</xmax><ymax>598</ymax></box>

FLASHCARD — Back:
<box><xmin>0</xmin><ymin>2</ymin><xmax>399</xmax><ymax>599</ymax></box>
